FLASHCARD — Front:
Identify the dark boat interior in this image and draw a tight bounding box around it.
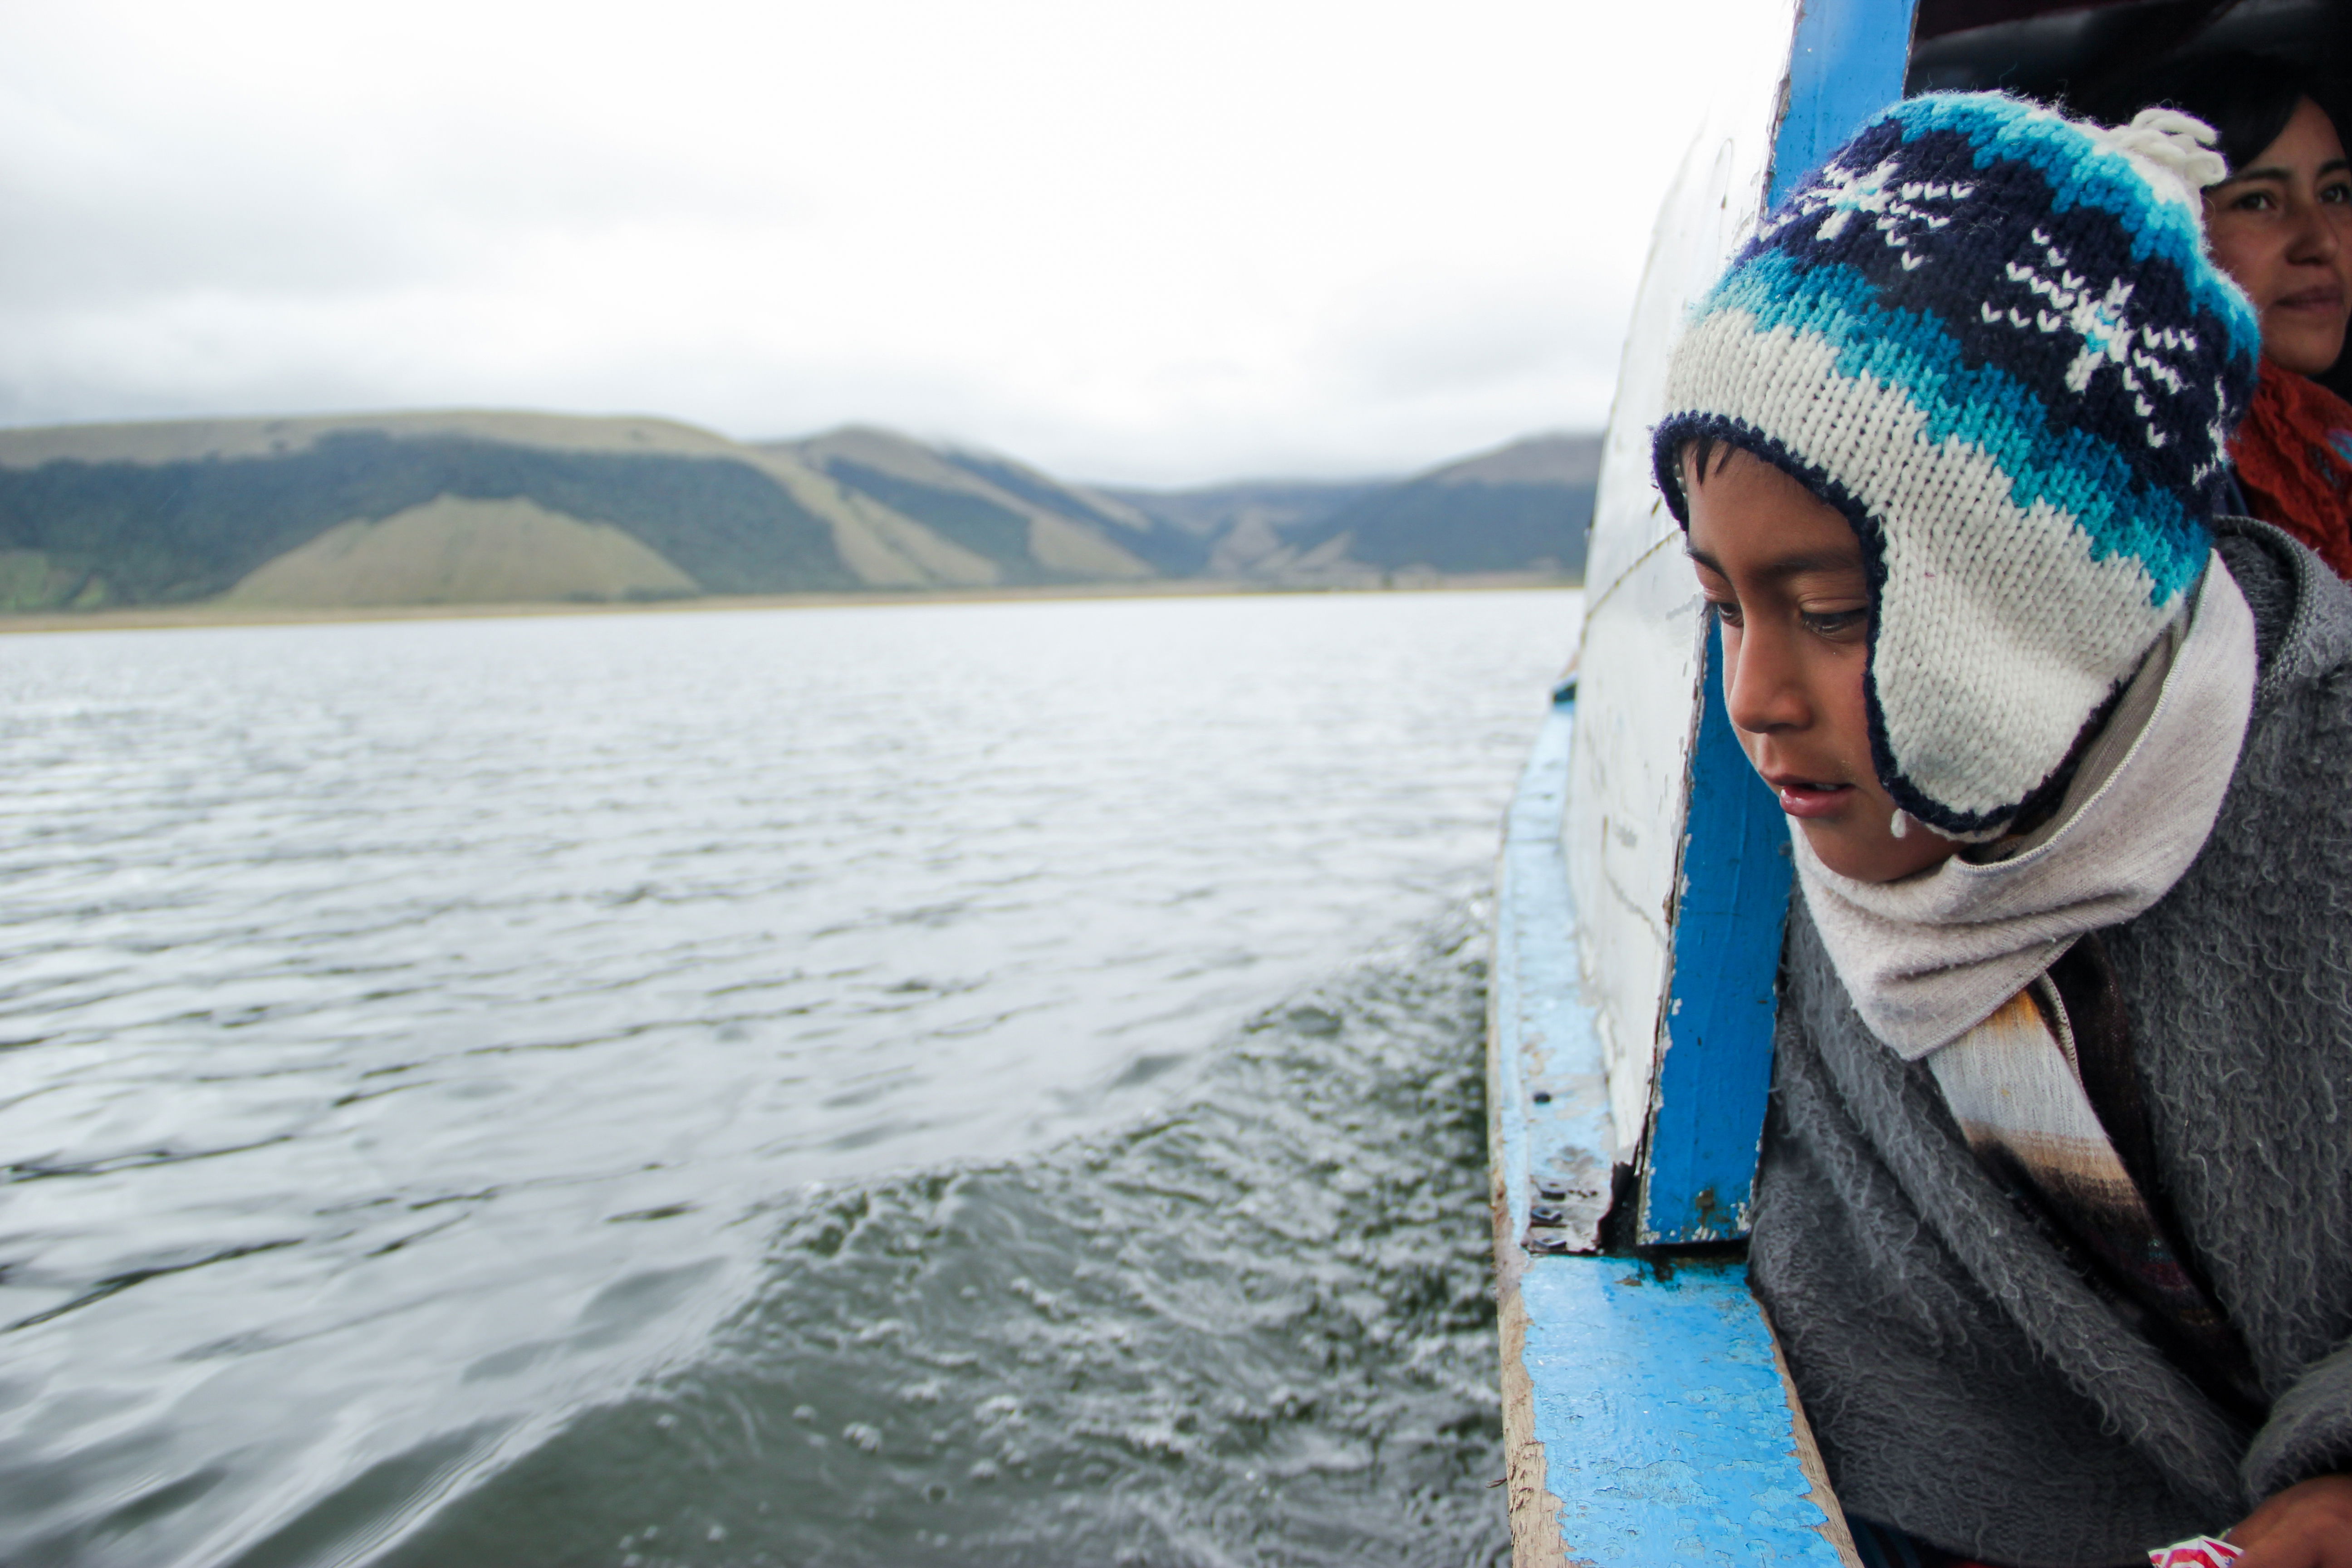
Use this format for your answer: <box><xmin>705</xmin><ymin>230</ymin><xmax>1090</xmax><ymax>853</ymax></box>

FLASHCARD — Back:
<box><xmin>1905</xmin><ymin>0</ymin><xmax>2352</xmax><ymax>392</ymax></box>
<box><xmin>1907</xmin><ymin>0</ymin><xmax>2346</xmax><ymax>101</ymax></box>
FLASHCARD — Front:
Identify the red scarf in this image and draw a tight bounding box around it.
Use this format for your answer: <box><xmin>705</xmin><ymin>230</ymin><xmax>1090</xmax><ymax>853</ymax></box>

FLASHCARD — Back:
<box><xmin>2230</xmin><ymin>358</ymin><xmax>2352</xmax><ymax>580</ymax></box>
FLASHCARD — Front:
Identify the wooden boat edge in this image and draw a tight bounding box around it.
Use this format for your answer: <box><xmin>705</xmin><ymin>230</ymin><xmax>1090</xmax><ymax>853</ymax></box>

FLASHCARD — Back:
<box><xmin>1489</xmin><ymin>697</ymin><xmax>1860</xmax><ymax>1568</ymax></box>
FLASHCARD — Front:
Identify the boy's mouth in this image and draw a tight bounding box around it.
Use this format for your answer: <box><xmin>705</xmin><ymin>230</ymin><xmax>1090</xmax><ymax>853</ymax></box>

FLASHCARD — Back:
<box><xmin>1764</xmin><ymin>773</ymin><xmax>1854</xmax><ymax>819</ymax></box>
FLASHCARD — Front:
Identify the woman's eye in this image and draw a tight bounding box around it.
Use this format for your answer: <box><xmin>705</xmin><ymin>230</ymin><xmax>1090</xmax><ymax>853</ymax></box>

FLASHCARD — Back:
<box><xmin>2228</xmin><ymin>189</ymin><xmax>2275</xmax><ymax>212</ymax></box>
<box><xmin>1708</xmin><ymin>598</ymin><xmax>1744</xmax><ymax>628</ymax></box>
<box><xmin>2324</xmin><ymin>180</ymin><xmax>2352</xmax><ymax>206</ymax></box>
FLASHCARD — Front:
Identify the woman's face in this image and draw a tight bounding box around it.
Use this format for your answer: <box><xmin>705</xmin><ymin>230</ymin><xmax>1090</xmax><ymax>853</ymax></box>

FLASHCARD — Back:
<box><xmin>2205</xmin><ymin>95</ymin><xmax>2352</xmax><ymax>377</ymax></box>
<box><xmin>1683</xmin><ymin>447</ymin><xmax>1958</xmax><ymax>884</ymax></box>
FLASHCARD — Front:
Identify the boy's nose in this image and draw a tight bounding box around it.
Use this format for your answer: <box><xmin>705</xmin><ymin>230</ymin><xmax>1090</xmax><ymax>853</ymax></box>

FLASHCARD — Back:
<box><xmin>1722</xmin><ymin>622</ymin><xmax>1811</xmax><ymax>736</ymax></box>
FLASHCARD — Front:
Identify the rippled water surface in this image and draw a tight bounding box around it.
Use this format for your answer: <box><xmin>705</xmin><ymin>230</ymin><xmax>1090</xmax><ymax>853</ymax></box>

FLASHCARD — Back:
<box><xmin>0</xmin><ymin>589</ymin><xmax>1581</xmax><ymax>1566</ymax></box>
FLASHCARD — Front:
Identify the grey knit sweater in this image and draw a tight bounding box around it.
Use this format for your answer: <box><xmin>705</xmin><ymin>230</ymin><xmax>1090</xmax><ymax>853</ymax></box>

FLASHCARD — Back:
<box><xmin>1752</xmin><ymin>517</ymin><xmax>2352</xmax><ymax>1568</ymax></box>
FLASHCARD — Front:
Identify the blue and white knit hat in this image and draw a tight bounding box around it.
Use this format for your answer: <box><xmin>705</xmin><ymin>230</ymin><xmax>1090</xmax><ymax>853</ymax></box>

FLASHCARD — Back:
<box><xmin>1652</xmin><ymin>93</ymin><xmax>2259</xmax><ymax>839</ymax></box>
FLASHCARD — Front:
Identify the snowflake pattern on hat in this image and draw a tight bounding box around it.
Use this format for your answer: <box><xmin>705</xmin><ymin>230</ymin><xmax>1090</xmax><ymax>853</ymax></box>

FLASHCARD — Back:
<box><xmin>1653</xmin><ymin>92</ymin><xmax>2259</xmax><ymax>838</ymax></box>
<box><xmin>1762</xmin><ymin>152</ymin><xmax>1973</xmax><ymax>264</ymax></box>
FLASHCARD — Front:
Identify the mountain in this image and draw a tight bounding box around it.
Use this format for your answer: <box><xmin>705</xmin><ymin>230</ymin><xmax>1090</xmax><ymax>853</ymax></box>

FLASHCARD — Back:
<box><xmin>769</xmin><ymin>426</ymin><xmax>1205</xmax><ymax>583</ymax></box>
<box><xmin>1282</xmin><ymin>433</ymin><xmax>1601</xmax><ymax>579</ymax></box>
<box><xmin>221</xmin><ymin>495</ymin><xmax>700</xmax><ymax>608</ymax></box>
<box><xmin>0</xmin><ymin>411</ymin><xmax>1006</xmax><ymax>611</ymax></box>
<box><xmin>1099</xmin><ymin>435</ymin><xmax>1596</xmax><ymax>585</ymax></box>
<box><xmin>935</xmin><ymin>446</ymin><xmax>1219</xmax><ymax>578</ymax></box>
<box><xmin>1100</xmin><ymin>479</ymin><xmax>1393</xmax><ymax>579</ymax></box>
<box><xmin>0</xmin><ymin>412</ymin><xmax>1596</xmax><ymax>614</ymax></box>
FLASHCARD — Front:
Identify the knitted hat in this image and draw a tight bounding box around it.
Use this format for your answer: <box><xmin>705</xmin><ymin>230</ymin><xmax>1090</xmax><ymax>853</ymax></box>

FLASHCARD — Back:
<box><xmin>1652</xmin><ymin>93</ymin><xmax>2260</xmax><ymax>840</ymax></box>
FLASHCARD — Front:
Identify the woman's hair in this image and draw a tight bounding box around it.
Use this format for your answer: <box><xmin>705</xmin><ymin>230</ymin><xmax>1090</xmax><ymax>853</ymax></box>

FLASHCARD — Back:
<box><xmin>2093</xmin><ymin>52</ymin><xmax>2319</xmax><ymax>175</ymax></box>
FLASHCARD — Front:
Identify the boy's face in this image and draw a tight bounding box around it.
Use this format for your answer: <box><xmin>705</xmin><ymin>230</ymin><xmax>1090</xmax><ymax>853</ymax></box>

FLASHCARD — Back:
<box><xmin>1682</xmin><ymin>446</ymin><xmax>1958</xmax><ymax>884</ymax></box>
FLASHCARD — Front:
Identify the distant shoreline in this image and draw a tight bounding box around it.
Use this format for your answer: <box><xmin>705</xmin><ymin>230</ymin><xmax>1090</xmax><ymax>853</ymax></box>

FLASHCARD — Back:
<box><xmin>0</xmin><ymin>571</ymin><xmax>1578</xmax><ymax>637</ymax></box>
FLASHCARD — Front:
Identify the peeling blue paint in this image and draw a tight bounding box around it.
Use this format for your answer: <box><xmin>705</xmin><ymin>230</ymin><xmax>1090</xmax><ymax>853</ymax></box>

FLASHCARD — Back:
<box><xmin>1521</xmin><ymin>1254</ymin><xmax>1844</xmax><ymax>1567</ymax></box>
<box><xmin>1494</xmin><ymin>699</ymin><xmax>1615</xmax><ymax>1254</ymax></box>
<box><xmin>1639</xmin><ymin>627</ymin><xmax>1791</xmax><ymax>1244</ymax></box>
<box><xmin>1495</xmin><ymin>699</ymin><xmax>1843</xmax><ymax>1563</ymax></box>
<box><xmin>1772</xmin><ymin>0</ymin><xmax>1924</xmax><ymax>205</ymax></box>
<box><xmin>1636</xmin><ymin>0</ymin><xmax>1922</xmax><ymax>1245</ymax></box>
<box><xmin>1494</xmin><ymin>2</ymin><xmax>1922</xmax><ymax>1557</ymax></box>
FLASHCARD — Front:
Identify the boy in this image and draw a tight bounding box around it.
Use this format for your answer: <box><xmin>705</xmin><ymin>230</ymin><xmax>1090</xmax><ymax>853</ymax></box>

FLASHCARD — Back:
<box><xmin>1651</xmin><ymin>94</ymin><xmax>2352</xmax><ymax>1568</ymax></box>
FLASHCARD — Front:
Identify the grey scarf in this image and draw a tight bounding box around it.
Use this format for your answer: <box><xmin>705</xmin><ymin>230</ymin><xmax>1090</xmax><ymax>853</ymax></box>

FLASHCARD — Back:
<box><xmin>1792</xmin><ymin>554</ymin><xmax>2259</xmax><ymax>1060</ymax></box>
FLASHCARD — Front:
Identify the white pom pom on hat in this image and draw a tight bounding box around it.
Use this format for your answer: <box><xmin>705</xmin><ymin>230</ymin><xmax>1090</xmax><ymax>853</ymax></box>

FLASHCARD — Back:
<box><xmin>2089</xmin><ymin>107</ymin><xmax>2230</xmax><ymax>232</ymax></box>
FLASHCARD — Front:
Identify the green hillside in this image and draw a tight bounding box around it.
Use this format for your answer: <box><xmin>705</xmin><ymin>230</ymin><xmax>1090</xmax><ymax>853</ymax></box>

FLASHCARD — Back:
<box><xmin>1284</xmin><ymin>434</ymin><xmax>1599</xmax><ymax>578</ymax></box>
<box><xmin>1102</xmin><ymin>478</ymin><xmax>1392</xmax><ymax>579</ymax></box>
<box><xmin>938</xmin><ymin>448</ymin><xmax>1212</xmax><ymax>576</ymax></box>
<box><xmin>773</xmin><ymin>428</ymin><xmax>1162</xmax><ymax>585</ymax></box>
<box><xmin>224</xmin><ymin>496</ymin><xmax>700</xmax><ymax>607</ymax></box>
<box><xmin>0</xmin><ymin>411</ymin><xmax>1596</xmax><ymax>613</ymax></box>
<box><xmin>1102</xmin><ymin>478</ymin><xmax>1388</xmax><ymax>539</ymax></box>
<box><xmin>0</xmin><ymin>429</ymin><xmax>858</xmax><ymax>608</ymax></box>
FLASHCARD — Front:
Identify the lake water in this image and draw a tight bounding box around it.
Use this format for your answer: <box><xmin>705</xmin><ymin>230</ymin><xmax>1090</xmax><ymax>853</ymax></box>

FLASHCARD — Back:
<box><xmin>0</xmin><ymin>588</ymin><xmax>1582</xmax><ymax>1568</ymax></box>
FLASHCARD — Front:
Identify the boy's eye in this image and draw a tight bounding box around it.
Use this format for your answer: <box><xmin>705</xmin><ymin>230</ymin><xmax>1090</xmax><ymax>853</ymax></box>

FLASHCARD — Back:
<box><xmin>2324</xmin><ymin>179</ymin><xmax>2352</xmax><ymax>205</ymax></box>
<box><xmin>1707</xmin><ymin>597</ymin><xmax>1744</xmax><ymax>628</ymax></box>
<box><xmin>1802</xmin><ymin>608</ymin><xmax>1868</xmax><ymax>637</ymax></box>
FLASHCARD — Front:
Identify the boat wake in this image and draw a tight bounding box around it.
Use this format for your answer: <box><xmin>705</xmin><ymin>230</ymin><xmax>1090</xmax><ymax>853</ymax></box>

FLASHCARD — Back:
<box><xmin>358</xmin><ymin>904</ymin><xmax>1509</xmax><ymax>1568</ymax></box>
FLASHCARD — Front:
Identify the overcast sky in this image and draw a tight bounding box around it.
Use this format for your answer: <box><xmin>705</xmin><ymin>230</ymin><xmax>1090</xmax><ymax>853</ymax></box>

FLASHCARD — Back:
<box><xmin>0</xmin><ymin>0</ymin><xmax>1789</xmax><ymax>486</ymax></box>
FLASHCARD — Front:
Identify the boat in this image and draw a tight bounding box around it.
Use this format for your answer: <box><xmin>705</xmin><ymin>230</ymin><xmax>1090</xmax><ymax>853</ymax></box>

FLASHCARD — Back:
<box><xmin>1487</xmin><ymin>0</ymin><xmax>2347</xmax><ymax>1561</ymax></box>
